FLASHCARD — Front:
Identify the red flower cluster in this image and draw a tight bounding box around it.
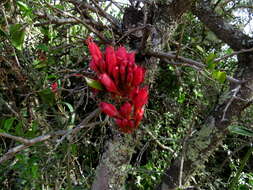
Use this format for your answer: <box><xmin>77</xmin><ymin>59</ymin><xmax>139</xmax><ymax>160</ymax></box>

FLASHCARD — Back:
<box><xmin>87</xmin><ymin>38</ymin><xmax>148</xmax><ymax>133</ymax></box>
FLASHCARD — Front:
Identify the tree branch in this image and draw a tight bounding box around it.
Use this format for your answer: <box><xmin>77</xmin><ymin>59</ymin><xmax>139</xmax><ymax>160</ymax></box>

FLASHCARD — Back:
<box><xmin>0</xmin><ymin>109</ymin><xmax>100</xmax><ymax>164</ymax></box>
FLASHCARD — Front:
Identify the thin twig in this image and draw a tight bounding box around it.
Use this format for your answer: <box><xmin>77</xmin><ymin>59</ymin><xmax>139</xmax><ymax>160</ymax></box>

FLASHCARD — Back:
<box><xmin>142</xmin><ymin>126</ymin><xmax>174</xmax><ymax>153</ymax></box>
<box><xmin>0</xmin><ymin>109</ymin><xmax>101</xmax><ymax>164</ymax></box>
<box><xmin>215</xmin><ymin>47</ymin><xmax>253</xmax><ymax>62</ymax></box>
<box><xmin>147</xmin><ymin>50</ymin><xmax>244</xmax><ymax>84</ymax></box>
<box><xmin>45</xmin><ymin>2</ymin><xmax>108</xmax><ymax>42</ymax></box>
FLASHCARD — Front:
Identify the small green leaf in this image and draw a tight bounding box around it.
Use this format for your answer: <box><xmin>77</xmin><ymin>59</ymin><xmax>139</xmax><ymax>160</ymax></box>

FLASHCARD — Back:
<box><xmin>196</xmin><ymin>45</ymin><xmax>205</xmax><ymax>53</ymax></box>
<box><xmin>206</xmin><ymin>53</ymin><xmax>216</xmax><ymax>63</ymax></box>
<box><xmin>4</xmin><ymin>117</ymin><xmax>16</xmax><ymax>132</ymax></box>
<box><xmin>17</xmin><ymin>1</ymin><xmax>29</xmax><ymax>12</ymax></box>
<box><xmin>228</xmin><ymin>125</ymin><xmax>253</xmax><ymax>137</ymax></box>
<box><xmin>9</xmin><ymin>24</ymin><xmax>26</xmax><ymax>50</ymax></box>
<box><xmin>15</xmin><ymin>121</ymin><xmax>23</xmax><ymax>136</ymax></box>
<box><xmin>37</xmin><ymin>44</ymin><xmax>49</xmax><ymax>52</ymax></box>
<box><xmin>60</xmin><ymin>102</ymin><xmax>75</xmax><ymax>124</ymax></box>
<box><xmin>0</xmin><ymin>129</ymin><xmax>5</xmax><ymax>133</ymax></box>
<box><xmin>212</xmin><ymin>70</ymin><xmax>226</xmax><ymax>83</ymax></box>
<box><xmin>85</xmin><ymin>77</ymin><xmax>103</xmax><ymax>90</ymax></box>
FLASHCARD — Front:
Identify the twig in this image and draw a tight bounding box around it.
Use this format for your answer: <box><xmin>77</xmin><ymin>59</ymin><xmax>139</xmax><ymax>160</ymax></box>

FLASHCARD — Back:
<box><xmin>116</xmin><ymin>26</ymin><xmax>146</xmax><ymax>44</ymax></box>
<box><xmin>45</xmin><ymin>2</ymin><xmax>108</xmax><ymax>42</ymax></box>
<box><xmin>0</xmin><ymin>109</ymin><xmax>101</xmax><ymax>164</ymax></box>
<box><xmin>34</xmin><ymin>10</ymin><xmax>79</xmax><ymax>26</ymax></box>
<box><xmin>215</xmin><ymin>47</ymin><xmax>253</xmax><ymax>62</ymax></box>
<box><xmin>147</xmin><ymin>50</ymin><xmax>244</xmax><ymax>84</ymax></box>
<box><xmin>90</xmin><ymin>0</ymin><xmax>119</xmax><ymax>29</ymax></box>
<box><xmin>221</xmin><ymin>85</ymin><xmax>241</xmax><ymax>122</ymax></box>
<box><xmin>142</xmin><ymin>126</ymin><xmax>174</xmax><ymax>153</ymax></box>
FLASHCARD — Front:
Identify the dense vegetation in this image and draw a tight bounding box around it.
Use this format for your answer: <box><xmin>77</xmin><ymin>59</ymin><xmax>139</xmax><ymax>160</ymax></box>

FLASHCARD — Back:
<box><xmin>1</xmin><ymin>0</ymin><xmax>253</xmax><ymax>189</ymax></box>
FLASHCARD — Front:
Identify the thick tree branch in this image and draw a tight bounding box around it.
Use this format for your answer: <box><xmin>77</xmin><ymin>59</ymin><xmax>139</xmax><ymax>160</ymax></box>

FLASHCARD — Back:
<box><xmin>192</xmin><ymin>0</ymin><xmax>252</xmax><ymax>51</ymax></box>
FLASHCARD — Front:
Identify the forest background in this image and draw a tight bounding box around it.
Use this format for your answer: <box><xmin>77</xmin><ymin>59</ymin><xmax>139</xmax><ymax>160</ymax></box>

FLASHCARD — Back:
<box><xmin>1</xmin><ymin>0</ymin><xmax>253</xmax><ymax>189</ymax></box>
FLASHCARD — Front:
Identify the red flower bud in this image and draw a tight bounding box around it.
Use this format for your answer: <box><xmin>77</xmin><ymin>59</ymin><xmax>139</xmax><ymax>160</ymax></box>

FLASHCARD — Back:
<box><xmin>134</xmin><ymin>107</ymin><xmax>144</xmax><ymax>126</ymax></box>
<box><xmin>116</xmin><ymin>47</ymin><xmax>127</xmax><ymax>62</ymax></box>
<box><xmin>112</xmin><ymin>66</ymin><xmax>119</xmax><ymax>84</ymax></box>
<box><xmin>105</xmin><ymin>46</ymin><xmax>117</xmax><ymax>75</ymax></box>
<box><xmin>119</xmin><ymin>64</ymin><xmax>126</xmax><ymax>83</ymax></box>
<box><xmin>127</xmin><ymin>52</ymin><xmax>135</xmax><ymax>67</ymax></box>
<box><xmin>89</xmin><ymin>60</ymin><xmax>99</xmax><ymax>72</ymax></box>
<box><xmin>126</xmin><ymin>67</ymin><xmax>133</xmax><ymax>85</ymax></box>
<box><xmin>99</xmin><ymin>73</ymin><xmax>118</xmax><ymax>93</ymax></box>
<box><xmin>132</xmin><ymin>66</ymin><xmax>145</xmax><ymax>86</ymax></box>
<box><xmin>51</xmin><ymin>82</ymin><xmax>58</xmax><ymax>93</ymax></box>
<box><xmin>86</xmin><ymin>38</ymin><xmax>102</xmax><ymax>63</ymax></box>
<box><xmin>119</xmin><ymin>102</ymin><xmax>132</xmax><ymax>119</ymax></box>
<box><xmin>100</xmin><ymin>102</ymin><xmax>119</xmax><ymax>117</ymax></box>
<box><xmin>133</xmin><ymin>87</ymin><xmax>148</xmax><ymax>109</ymax></box>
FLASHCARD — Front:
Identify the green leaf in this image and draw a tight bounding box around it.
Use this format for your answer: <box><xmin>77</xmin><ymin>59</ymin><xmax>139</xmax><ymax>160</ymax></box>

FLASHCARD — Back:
<box><xmin>15</xmin><ymin>121</ymin><xmax>23</xmax><ymax>136</ymax></box>
<box><xmin>37</xmin><ymin>44</ymin><xmax>49</xmax><ymax>52</ymax></box>
<box><xmin>206</xmin><ymin>53</ymin><xmax>218</xmax><ymax>71</ymax></box>
<box><xmin>85</xmin><ymin>77</ymin><xmax>103</xmax><ymax>90</ymax></box>
<box><xmin>4</xmin><ymin>117</ymin><xmax>16</xmax><ymax>132</ymax></box>
<box><xmin>212</xmin><ymin>70</ymin><xmax>226</xmax><ymax>83</ymax></box>
<box><xmin>60</xmin><ymin>102</ymin><xmax>75</xmax><ymax>124</ymax></box>
<box><xmin>196</xmin><ymin>45</ymin><xmax>205</xmax><ymax>53</ymax></box>
<box><xmin>0</xmin><ymin>129</ymin><xmax>5</xmax><ymax>133</ymax></box>
<box><xmin>17</xmin><ymin>1</ymin><xmax>29</xmax><ymax>12</ymax></box>
<box><xmin>9</xmin><ymin>24</ymin><xmax>26</xmax><ymax>50</ymax></box>
<box><xmin>228</xmin><ymin>125</ymin><xmax>253</xmax><ymax>137</ymax></box>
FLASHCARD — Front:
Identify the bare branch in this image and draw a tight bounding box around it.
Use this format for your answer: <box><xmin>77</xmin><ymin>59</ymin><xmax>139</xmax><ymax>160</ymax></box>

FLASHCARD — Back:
<box><xmin>0</xmin><ymin>109</ymin><xmax>101</xmax><ymax>164</ymax></box>
<box><xmin>142</xmin><ymin>126</ymin><xmax>174</xmax><ymax>153</ymax></box>
<box><xmin>147</xmin><ymin>50</ymin><xmax>244</xmax><ymax>84</ymax></box>
<box><xmin>215</xmin><ymin>47</ymin><xmax>253</xmax><ymax>62</ymax></box>
<box><xmin>45</xmin><ymin>2</ymin><xmax>109</xmax><ymax>42</ymax></box>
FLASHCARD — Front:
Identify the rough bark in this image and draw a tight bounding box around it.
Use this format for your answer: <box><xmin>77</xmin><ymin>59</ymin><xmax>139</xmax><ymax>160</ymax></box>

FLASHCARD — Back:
<box><xmin>157</xmin><ymin>1</ymin><xmax>253</xmax><ymax>190</ymax></box>
<box><xmin>91</xmin><ymin>132</ymin><xmax>136</xmax><ymax>190</ymax></box>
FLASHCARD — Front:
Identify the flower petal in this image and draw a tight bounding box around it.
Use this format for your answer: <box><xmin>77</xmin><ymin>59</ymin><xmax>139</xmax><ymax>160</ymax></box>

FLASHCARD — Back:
<box><xmin>133</xmin><ymin>87</ymin><xmax>148</xmax><ymax>109</ymax></box>
<box><xmin>99</xmin><ymin>73</ymin><xmax>118</xmax><ymax>93</ymax></box>
<box><xmin>132</xmin><ymin>66</ymin><xmax>145</xmax><ymax>86</ymax></box>
<box><xmin>119</xmin><ymin>102</ymin><xmax>132</xmax><ymax>119</ymax></box>
<box><xmin>105</xmin><ymin>46</ymin><xmax>117</xmax><ymax>75</ymax></box>
<box><xmin>100</xmin><ymin>102</ymin><xmax>119</xmax><ymax>117</ymax></box>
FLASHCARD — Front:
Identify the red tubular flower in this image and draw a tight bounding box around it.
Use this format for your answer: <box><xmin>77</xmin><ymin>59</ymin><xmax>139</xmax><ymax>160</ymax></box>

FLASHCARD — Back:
<box><xmin>100</xmin><ymin>102</ymin><xmax>119</xmax><ymax>117</ymax></box>
<box><xmin>86</xmin><ymin>38</ymin><xmax>102</xmax><ymax>63</ymax></box>
<box><xmin>133</xmin><ymin>87</ymin><xmax>149</xmax><ymax>109</ymax></box>
<box><xmin>116</xmin><ymin>47</ymin><xmax>128</xmax><ymax>62</ymax></box>
<box><xmin>105</xmin><ymin>46</ymin><xmax>117</xmax><ymax>75</ymax></box>
<box><xmin>89</xmin><ymin>60</ymin><xmax>99</xmax><ymax>72</ymax></box>
<box><xmin>119</xmin><ymin>102</ymin><xmax>132</xmax><ymax>119</ymax></box>
<box><xmin>127</xmin><ymin>52</ymin><xmax>135</xmax><ymax>67</ymax></box>
<box><xmin>132</xmin><ymin>66</ymin><xmax>145</xmax><ymax>86</ymax></box>
<box><xmin>126</xmin><ymin>67</ymin><xmax>133</xmax><ymax>86</ymax></box>
<box><xmin>116</xmin><ymin>119</ymin><xmax>135</xmax><ymax>133</ymax></box>
<box><xmin>112</xmin><ymin>66</ymin><xmax>119</xmax><ymax>84</ymax></box>
<box><xmin>134</xmin><ymin>107</ymin><xmax>144</xmax><ymax>127</ymax></box>
<box><xmin>119</xmin><ymin>64</ymin><xmax>126</xmax><ymax>83</ymax></box>
<box><xmin>99</xmin><ymin>73</ymin><xmax>118</xmax><ymax>93</ymax></box>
